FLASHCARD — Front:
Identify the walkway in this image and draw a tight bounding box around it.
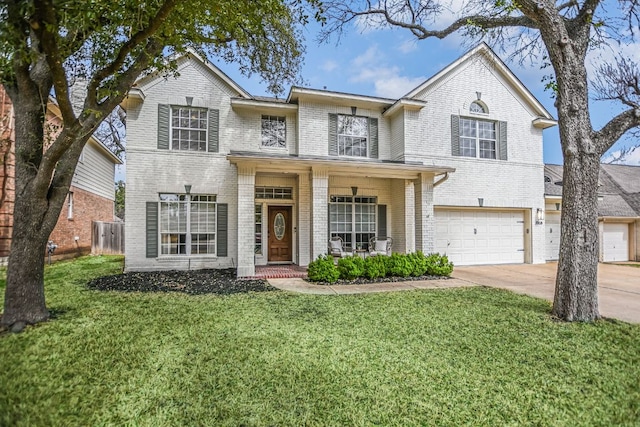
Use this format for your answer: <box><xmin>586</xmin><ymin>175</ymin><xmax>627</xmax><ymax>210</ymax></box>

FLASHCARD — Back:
<box><xmin>267</xmin><ymin>277</ymin><xmax>475</xmax><ymax>295</ymax></box>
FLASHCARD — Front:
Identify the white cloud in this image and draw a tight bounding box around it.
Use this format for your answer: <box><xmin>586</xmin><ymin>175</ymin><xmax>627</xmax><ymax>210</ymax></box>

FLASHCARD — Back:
<box><xmin>321</xmin><ymin>60</ymin><xmax>338</xmax><ymax>72</ymax></box>
<box><xmin>398</xmin><ymin>39</ymin><xmax>418</xmax><ymax>54</ymax></box>
<box><xmin>347</xmin><ymin>45</ymin><xmax>426</xmax><ymax>97</ymax></box>
<box><xmin>603</xmin><ymin>146</ymin><xmax>640</xmax><ymax>166</ymax></box>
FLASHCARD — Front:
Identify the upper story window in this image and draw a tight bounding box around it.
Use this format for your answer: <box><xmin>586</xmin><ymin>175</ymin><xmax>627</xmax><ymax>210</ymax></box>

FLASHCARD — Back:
<box><xmin>451</xmin><ymin>114</ymin><xmax>507</xmax><ymax>161</ymax></box>
<box><xmin>460</xmin><ymin>118</ymin><xmax>496</xmax><ymax>159</ymax></box>
<box><xmin>470</xmin><ymin>101</ymin><xmax>487</xmax><ymax>114</ymax></box>
<box><xmin>171</xmin><ymin>107</ymin><xmax>208</xmax><ymax>151</ymax></box>
<box><xmin>338</xmin><ymin>115</ymin><xmax>368</xmax><ymax>157</ymax></box>
<box><xmin>261</xmin><ymin>115</ymin><xmax>286</xmax><ymax>148</ymax></box>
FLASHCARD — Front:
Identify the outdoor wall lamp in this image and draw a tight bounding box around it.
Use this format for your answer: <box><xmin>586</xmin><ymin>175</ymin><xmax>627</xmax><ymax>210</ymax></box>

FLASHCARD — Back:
<box><xmin>351</xmin><ymin>106</ymin><xmax>357</xmax><ymax>116</ymax></box>
<box><xmin>184</xmin><ymin>184</ymin><xmax>192</xmax><ymax>195</ymax></box>
<box><xmin>478</xmin><ymin>198</ymin><xmax>484</xmax><ymax>207</ymax></box>
<box><xmin>555</xmin><ymin>202</ymin><xmax>560</xmax><ymax>211</ymax></box>
<box><xmin>536</xmin><ymin>208</ymin><xmax>544</xmax><ymax>224</ymax></box>
<box><xmin>351</xmin><ymin>186</ymin><xmax>358</xmax><ymax>196</ymax></box>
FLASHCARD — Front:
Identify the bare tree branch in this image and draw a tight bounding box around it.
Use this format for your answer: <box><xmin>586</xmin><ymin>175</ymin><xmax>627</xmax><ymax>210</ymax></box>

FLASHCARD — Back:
<box><xmin>593</xmin><ymin>108</ymin><xmax>640</xmax><ymax>153</ymax></box>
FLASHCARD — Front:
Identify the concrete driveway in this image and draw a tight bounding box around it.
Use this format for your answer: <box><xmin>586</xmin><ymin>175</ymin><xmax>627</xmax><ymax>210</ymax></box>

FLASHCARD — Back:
<box><xmin>452</xmin><ymin>262</ymin><xmax>640</xmax><ymax>324</ymax></box>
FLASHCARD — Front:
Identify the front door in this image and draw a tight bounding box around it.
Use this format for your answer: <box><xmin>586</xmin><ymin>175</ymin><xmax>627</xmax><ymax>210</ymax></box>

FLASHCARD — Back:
<box><xmin>268</xmin><ymin>206</ymin><xmax>292</xmax><ymax>262</ymax></box>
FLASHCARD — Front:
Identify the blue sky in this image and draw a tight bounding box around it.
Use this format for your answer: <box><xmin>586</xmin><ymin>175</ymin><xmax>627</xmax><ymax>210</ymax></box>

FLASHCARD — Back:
<box><xmin>210</xmin><ymin>20</ymin><xmax>640</xmax><ymax>166</ymax></box>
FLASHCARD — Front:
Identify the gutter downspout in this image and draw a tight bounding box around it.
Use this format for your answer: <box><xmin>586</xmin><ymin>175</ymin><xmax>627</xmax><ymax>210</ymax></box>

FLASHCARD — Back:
<box><xmin>433</xmin><ymin>172</ymin><xmax>449</xmax><ymax>188</ymax></box>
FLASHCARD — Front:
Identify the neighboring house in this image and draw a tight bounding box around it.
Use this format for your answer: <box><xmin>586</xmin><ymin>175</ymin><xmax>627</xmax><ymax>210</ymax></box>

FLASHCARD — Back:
<box><xmin>544</xmin><ymin>164</ymin><xmax>640</xmax><ymax>262</ymax></box>
<box><xmin>0</xmin><ymin>85</ymin><xmax>122</xmax><ymax>263</ymax></box>
<box><xmin>123</xmin><ymin>43</ymin><xmax>556</xmax><ymax>275</ymax></box>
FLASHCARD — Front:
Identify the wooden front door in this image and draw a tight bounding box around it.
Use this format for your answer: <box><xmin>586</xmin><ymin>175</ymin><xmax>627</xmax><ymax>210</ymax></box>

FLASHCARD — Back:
<box><xmin>268</xmin><ymin>206</ymin><xmax>292</xmax><ymax>262</ymax></box>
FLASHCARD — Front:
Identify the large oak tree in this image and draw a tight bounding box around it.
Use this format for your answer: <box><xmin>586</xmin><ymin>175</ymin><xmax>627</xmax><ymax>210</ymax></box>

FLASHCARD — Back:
<box><xmin>320</xmin><ymin>0</ymin><xmax>640</xmax><ymax>321</ymax></box>
<box><xmin>0</xmin><ymin>0</ymin><xmax>320</xmax><ymax>329</ymax></box>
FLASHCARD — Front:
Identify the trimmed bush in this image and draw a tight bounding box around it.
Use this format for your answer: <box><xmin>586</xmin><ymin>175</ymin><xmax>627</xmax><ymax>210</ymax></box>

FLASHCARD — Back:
<box><xmin>407</xmin><ymin>251</ymin><xmax>429</xmax><ymax>276</ymax></box>
<box><xmin>307</xmin><ymin>255</ymin><xmax>340</xmax><ymax>283</ymax></box>
<box><xmin>337</xmin><ymin>255</ymin><xmax>365</xmax><ymax>280</ymax></box>
<box><xmin>364</xmin><ymin>255</ymin><xmax>387</xmax><ymax>279</ymax></box>
<box><xmin>388</xmin><ymin>253</ymin><xmax>413</xmax><ymax>278</ymax></box>
<box><xmin>425</xmin><ymin>253</ymin><xmax>454</xmax><ymax>277</ymax></box>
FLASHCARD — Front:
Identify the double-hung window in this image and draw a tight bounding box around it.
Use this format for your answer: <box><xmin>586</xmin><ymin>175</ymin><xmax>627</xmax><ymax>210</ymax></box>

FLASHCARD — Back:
<box><xmin>337</xmin><ymin>115</ymin><xmax>368</xmax><ymax>157</ymax></box>
<box><xmin>329</xmin><ymin>196</ymin><xmax>376</xmax><ymax>249</ymax></box>
<box><xmin>460</xmin><ymin>118</ymin><xmax>497</xmax><ymax>159</ymax></box>
<box><xmin>171</xmin><ymin>107</ymin><xmax>208</xmax><ymax>151</ymax></box>
<box><xmin>261</xmin><ymin>115</ymin><xmax>286</xmax><ymax>148</ymax></box>
<box><xmin>159</xmin><ymin>194</ymin><xmax>216</xmax><ymax>255</ymax></box>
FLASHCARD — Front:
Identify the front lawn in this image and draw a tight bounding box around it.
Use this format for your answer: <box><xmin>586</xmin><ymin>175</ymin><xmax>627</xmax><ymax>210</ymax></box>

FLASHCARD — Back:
<box><xmin>1</xmin><ymin>256</ymin><xmax>639</xmax><ymax>426</ymax></box>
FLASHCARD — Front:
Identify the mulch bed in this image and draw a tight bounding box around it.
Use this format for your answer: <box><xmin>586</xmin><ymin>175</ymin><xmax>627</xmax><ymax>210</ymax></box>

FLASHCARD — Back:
<box><xmin>308</xmin><ymin>274</ymin><xmax>447</xmax><ymax>286</ymax></box>
<box><xmin>87</xmin><ymin>269</ymin><xmax>274</xmax><ymax>295</ymax></box>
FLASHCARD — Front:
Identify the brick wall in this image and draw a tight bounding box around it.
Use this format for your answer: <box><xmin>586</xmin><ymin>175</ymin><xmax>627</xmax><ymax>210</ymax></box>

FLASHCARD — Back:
<box><xmin>0</xmin><ymin>86</ymin><xmax>15</xmax><ymax>257</ymax></box>
<box><xmin>48</xmin><ymin>185</ymin><xmax>114</xmax><ymax>256</ymax></box>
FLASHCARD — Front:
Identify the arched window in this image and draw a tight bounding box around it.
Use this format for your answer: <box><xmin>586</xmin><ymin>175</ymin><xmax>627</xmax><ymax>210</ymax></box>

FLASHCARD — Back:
<box><xmin>470</xmin><ymin>101</ymin><xmax>487</xmax><ymax>114</ymax></box>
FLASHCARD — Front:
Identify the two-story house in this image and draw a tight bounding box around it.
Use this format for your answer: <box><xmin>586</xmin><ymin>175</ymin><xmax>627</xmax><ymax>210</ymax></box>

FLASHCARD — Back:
<box><xmin>0</xmin><ymin>85</ymin><xmax>122</xmax><ymax>262</ymax></box>
<box><xmin>123</xmin><ymin>43</ymin><xmax>556</xmax><ymax>276</ymax></box>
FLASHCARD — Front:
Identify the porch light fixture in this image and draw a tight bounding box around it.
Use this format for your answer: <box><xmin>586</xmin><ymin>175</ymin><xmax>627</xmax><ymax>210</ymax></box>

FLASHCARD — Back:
<box><xmin>184</xmin><ymin>184</ymin><xmax>192</xmax><ymax>195</ymax></box>
<box><xmin>536</xmin><ymin>208</ymin><xmax>544</xmax><ymax>224</ymax></box>
<box><xmin>478</xmin><ymin>198</ymin><xmax>484</xmax><ymax>207</ymax></box>
<box><xmin>476</xmin><ymin>91</ymin><xmax>482</xmax><ymax>100</ymax></box>
<box><xmin>351</xmin><ymin>106</ymin><xmax>357</xmax><ymax>116</ymax></box>
<box><xmin>186</xmin><ymin>96</ymin><xmax>193</xmax><ymax>106</ymax></box>
<box><xmin>351</xmin><ymin>186</ymin><xmax>358</xmax><ymax>196</ymax></box>
<box><xmin>555</xmin><ymin>202</ymin><xmax>560</xmax><ymax>211</ymax></box>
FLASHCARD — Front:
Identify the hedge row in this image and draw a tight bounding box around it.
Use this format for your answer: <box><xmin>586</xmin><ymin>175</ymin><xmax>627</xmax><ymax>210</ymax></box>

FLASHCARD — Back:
<box><xmin>307</xmin><ymin>251</ymin><xmax>454</xmax><ymax>284</ymax></box>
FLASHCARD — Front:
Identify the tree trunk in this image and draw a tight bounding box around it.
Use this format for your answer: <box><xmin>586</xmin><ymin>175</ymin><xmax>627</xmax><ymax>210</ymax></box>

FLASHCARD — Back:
<box><xmin>552</xmin><ymin>151</ymin><xmax>601</xmax><ymax>321</ymax></box>
<box><xmin>1</xmin><ymin>91</ymin><xmax>56</xmax><ymax>328</ymax></box>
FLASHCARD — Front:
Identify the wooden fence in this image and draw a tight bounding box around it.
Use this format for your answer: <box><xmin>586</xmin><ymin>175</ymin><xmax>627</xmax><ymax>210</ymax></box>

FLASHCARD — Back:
<box><xmin>92</xmin><ymin>221</ymin><xmax>124</xmax><ymax>255</ymax></box>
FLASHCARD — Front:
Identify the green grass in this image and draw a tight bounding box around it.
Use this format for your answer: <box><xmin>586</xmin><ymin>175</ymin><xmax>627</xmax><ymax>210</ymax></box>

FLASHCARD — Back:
<box><xmin>1</xmin><ymin>256</ymin><xmax>639</xmax><ymax>426</ymax></box>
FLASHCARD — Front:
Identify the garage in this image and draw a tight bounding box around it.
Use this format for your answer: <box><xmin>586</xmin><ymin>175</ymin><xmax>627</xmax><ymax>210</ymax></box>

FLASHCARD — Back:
<box><xmin>435</xmin><ymin>209</ymin><xmax>525</xmax><ymax>266</ymax></box>
<box><xmin>545</xmin><ymin>212</ymin><xmax>561</xmax><ymax>260</ymax></box>
<box><xmin>602</xmin><ymin>223</ymin><xmax>629</xmax><ymax>262</ymax></box>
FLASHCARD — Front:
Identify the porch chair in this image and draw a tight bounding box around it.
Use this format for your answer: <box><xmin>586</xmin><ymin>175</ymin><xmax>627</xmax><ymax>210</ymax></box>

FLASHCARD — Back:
<box><xmin>369</xmin><ymin>236</ymin><xmax>393</xmax><ymax>256</ymax></box>
<box><xmin>329</xmin><ymin>236</ymin><xmax>353</xmax><ymax>258</ymax></box>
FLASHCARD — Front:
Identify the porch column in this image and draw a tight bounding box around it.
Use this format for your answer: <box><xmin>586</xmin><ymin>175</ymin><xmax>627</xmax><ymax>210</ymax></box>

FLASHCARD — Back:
<box><xmin>237</xmin><ymin>165</ymin><xmax>256</xmax><ymax>277</ymax></box>
<box><xmin>311</xmin><ymin>167</ymin><xmax>329</xmax><ymax>260</ymax></box>
<box><xmin>415</xmin><ymin>173</ymin><xmax>435</xmax><ymax>253</ymax></box>
<box><xmin>404</xmin><ymin>179</ymin><xmax>416</xmax><ymax>253</ymax></box>
<box><xmin>298</xmin><ymin>172</ymin><xmax>312</xmax><ymax>266</ymax></box>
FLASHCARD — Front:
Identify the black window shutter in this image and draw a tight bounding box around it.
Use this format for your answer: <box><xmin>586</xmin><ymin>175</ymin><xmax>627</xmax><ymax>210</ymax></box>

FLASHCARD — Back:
<box><xmin>377</xmin><ymin>205</ymin><xmax>387</xmax><ymax>238</ymax></box>
<box><xmin>451</xmin><ymin>115</ymin><xmax>460</xmax><ymax>156</ymax></box>
<box><xmin>369</xmin><ymin>117</ymin><xmax>378</xmax><ymax>159</ymax></box>
<box><xmin>498</xmin><ymin>121</ymin><xmax>508</xmax><ymax>160</ymax></box>
<box><xmin>157</xmin><ymin>104</ymin><xmax>170</xmax><ymax>150</ymax></box>
<box><xmin>208</xmin><ymin>109</ymin><xmax>219</xmax><ymax>152</ymax></box>
<box><xmin>328</xmin><ymin>113</ymin><xmax>338</xmax><ymax>155</ymax></box>
<box><xmin>146</xmin><ymin>202</ymin><xmax>158</xmax><ymax>258</ymax></box>
<box><xmin>217</xmin><ymin>203</ymin><xmax>228</xmax><ymax>257</ymax></box>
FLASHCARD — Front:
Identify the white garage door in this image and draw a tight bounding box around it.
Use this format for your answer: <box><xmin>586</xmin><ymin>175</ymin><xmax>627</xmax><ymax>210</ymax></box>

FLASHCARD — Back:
<box><xmin>602</xmin><ymin>223</ymin><xmax>629</xmax><ymax>262</ymax></box>
<box><xmin>435</xmin><ymin>209</ymin><xmax>525</xmax><ymax>266</ymax></box>
<box><xmin>545</xmin><ymin>213</ymin><xmax>561</xmax><ymax>261</ymax></box>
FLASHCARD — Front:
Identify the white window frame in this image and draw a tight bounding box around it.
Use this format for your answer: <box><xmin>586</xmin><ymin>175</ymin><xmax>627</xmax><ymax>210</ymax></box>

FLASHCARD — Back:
<box><xmin>159</xmin><ymin>194</ymin><xmax>217</xmax><ymax>256</ymax></box>
<box><xmin>261</xmin><ymin>115</ymin><xmax>286</xmax><ymax>148</ymax></box>
<box><xmin>329</xmin><ymin>196</ymin><xmax>377</xmax><ymax>250</ymax></box>
<box><xmin>170</xmin><ymin>107</ymin><xmax>208</xmax><ymax>152</ymax></box>
<box><xmin>67</xmin><ymin>192</ymin><xmax>74</xmax><ymax>219</ymax></box>
<box><xmin>459</xmin><ymin>117</ymin><xmax>497</xmax><ymax>160</ymax></box>
<box><xmin>337</xmin><ymin>115</ymin><xmax>368</xmax><ymax>158</ymax></box>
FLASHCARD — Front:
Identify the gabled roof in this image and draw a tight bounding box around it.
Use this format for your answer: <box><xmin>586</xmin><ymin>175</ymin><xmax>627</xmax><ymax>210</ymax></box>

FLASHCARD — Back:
<box><xmin>131</xmin><ymin>49</ymin><xmax>251</xmax><ymax>99</ymax></box>
<box><xmin>405</xmin><ymin>43</ymin><xmax>556</xmax><ymax>123</ymax></box>
<box><xmin>545</xmin><ymin>163</ymin><xmax>640</xmax><ymax>218</ymax></box>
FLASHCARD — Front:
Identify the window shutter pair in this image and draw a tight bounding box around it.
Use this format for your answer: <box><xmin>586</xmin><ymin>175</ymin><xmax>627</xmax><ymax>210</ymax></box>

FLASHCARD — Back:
<box><xmin>146</xmin><ymin>202</ymin><xmax>228</xmax><ymax>258</ymax></box>
<box><xmin>450</xmin><ymin>115</ymin><xmax>508</xmax><ymax>160</ymax></box>
<box><xmin>328</xmin><ymin>113</ymin><xmax>379</xmax><ymax>159</ymax></box>
<box><xmin>157</xmin><ymin>104</ymin><xmax>219</xmax><ymax>152</ymax></box>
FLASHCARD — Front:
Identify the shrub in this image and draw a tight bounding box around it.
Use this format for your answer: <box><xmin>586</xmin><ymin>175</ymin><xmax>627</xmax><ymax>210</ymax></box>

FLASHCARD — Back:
<box><xmin>337</xmin><ymin>255</ymin><xmax>365</xmax><ymax>280</ymax></box>
<box><xmin>425</xmin><ymin>253</ymin><xmax>454</xmax><ymax>277</ymax></box>
<box><xmin>307</xmin><ymin>255</ymin><xmax>340</xmax><ymax>283</ymax></box>
<box><xmin>388</xmin><ymin>253</ymin><xmax>413</xmax><ymax>278</ymax></box>
<box><xmin>364</xmin><ymin>255</ymin><xmax>387</xmax><ymax>279</ymax></box>
<box><xmin>408</xmin><ymin>251</ymin><xmax>428</xmax><ymax>276</ymax></box>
